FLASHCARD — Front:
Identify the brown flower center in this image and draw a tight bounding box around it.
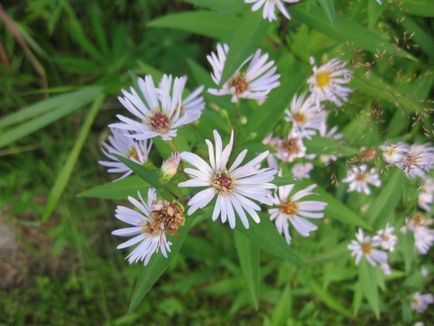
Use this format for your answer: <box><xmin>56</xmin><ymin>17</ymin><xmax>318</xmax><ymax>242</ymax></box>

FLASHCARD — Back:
<box><xmin>293</xmin><ymin>112</ymin><xmax>306</xmax><ymax>125</ymax></box>
<box><xmin>316</xmin><ymin>71</ymin><xmax>331</xmax><ymax>88</ymax></box>
<box><xmin>359</xmin><ymin>147</ymin><xmax>377</xmax><ymax>162</ymax></box>
<box><xmin>230</xmin><ymin>75</ymin><xmax>248</xmax><ymax>95</ymax></box>
<box><xmin>150</xmin><ymin>112</ymin><xmax>170</xmax><ymax>133</ymax></box>
<box><xmin>355</xmin><ymin>173</ymin><xmax>367</xmax><ymax>182</ymax></box>
<box><xmin>145</xmin><ymin>200</ymin><xmax>185</xmax><ymax>236</ymax></box>
<box><xmin>281</xmin><ymin>200</ymin><xmax>298</xmax><ymax>215</ymax></box>
<box><xmin>212</xmin><ymin>170</ymin><xmax>233</xmax><ymax>193</ymax></box>
<box><xmin>283</xmin><ymin>138</ymin><xmax>300</xmax><ymax>155</ymax></box>
<box><xmin>361</xmin><ymin>243</ymin><xmax>372</xmax><ymax>254</ymax></box>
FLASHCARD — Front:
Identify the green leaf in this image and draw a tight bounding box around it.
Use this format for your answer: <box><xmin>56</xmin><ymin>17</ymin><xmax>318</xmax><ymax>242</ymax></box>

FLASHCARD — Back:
<box><xmin>234</xmin><ymin>231</ymin><xmax>260</xmax><ymax>309</ymax></box>
<box><xmin>367</xmin><ymin>169</ymin><xmax>405</xmax><ymax>228</ymax></box>
<box><xmin>401</xmin><ymin>17</ymin><xmax>434</xmax><ymax>59</ymax></box>
<box><xmin>291</xmin><ymin>6</ymin><xmax>416</xmax><ymax>61</ymax></box>
<box><xmin>42</xmin><ymin>95</ymin><xmax>105</xmax><ymax>222</ymax></box>
<box><xmin>358</xmin><ymin>259</ymin><xmax>380</xmax><ymax>319</ymax></box>
<box><xmin>316</xmin><ymin>0</ymin><xmax>336</xmax><ymax>25</ymax></box>
<box><xmin>308</xmin><ymin>280</ymin><xmax>352</xmax><ymax>317</ymax></box>
<box><xmin>270</xmin><ymin>285</ymin><xmax>292</xmax><ymax>326</ymax></box>
<box><xmin>220</xmin><ymin>11</ymin><xmax>268</xmax><ymax>85</ymax></box>
<box><xmin>305</xmin><ymin>136</ymin><xmax>359</xmax><ymax>157</ymax></box>
<box><xmin>77</xmin><ymin>176</ymin><xmax>149</xmax><ymax>200</ymax></box>
<box><xmin>147</xmin><ymin>11</ymin><xmax>240</xmax><ymax>40</ymax></box>
<box><xmin>128</xmin><ymin>215</ymin><xmax>196</xmax><ymax>312</ymax></box>
<box><xmin>183</xmin><ymin>0</ymin><xmax>245</xmax><ymax>13</ymax></box>
<box><xmin>237</xmin><ymin>213</ymin><xmax>302</xmax><ymax>265</ymax></box>
<box><xmin>399</xmin><ymin>0</ymin><xmax>434</xmax><ymax>17</ymax></box>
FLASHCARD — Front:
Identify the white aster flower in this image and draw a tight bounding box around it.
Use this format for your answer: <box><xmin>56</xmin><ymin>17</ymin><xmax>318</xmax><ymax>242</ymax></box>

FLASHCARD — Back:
<box><xmin>307</xmin><ymin>57</ymin><xmax>352</xmax><ymax>107</ymax></box>
<box><xmin>411</xmin><ymin>292</ymin><xmax>434</xmax><ymax>313</ymax></box>
<box><xmin>292</xmin><ymin>163</ymin><xmax>314</xmax><ymax>180</ymax></box>
<box><xmin>207</xmin><ymin>43</ymin><xmax>280</xmax><ymax>104</ymax></box>
<box><xmin>414</xmin><ymin>226</ymin><xmax>434</xmax><ymax>255</ymax></box>
<box><xmin>112</xmin><ymin>189</ymin><xmax>177</xmax><ymax>265</ymax></box>
<box><xmin>348</xmin><ymin>228</ymin><xmax>388</xmax><ymax>267</ymax></box>
<box><xmin>268</xmin><ymin>131</ymin><xmax>306</xmax><ymax>162</ymax></box>
<box><xmin>245</xmin><ymin>0</ymin><xmax>299</xmax><ymax>22</ymax></box>
<box><xmin>395</xmin><ymin>143</ymin><xmax>434</xmax><ymax>179</ymax></box>
<box><xmin>343</xmin><ymin>165</ymin><xmax>381</xmax><ymax>195</ymax></box>
<box><xmin>418</xmin><ymin>192</ymin><xmax>433</xmax><ymax>212</ymax></box>
<box><xmin>178</xmin><ymin>130</ymin><xmax>277</xmax><ymax>229</ymax></box>
<box><xmin>268</xmin><ymin>183</ymin><xmax>327</xmax><ymax>245</ymax></box>
<box><xmin>110</xmin><ymin>74</ymin><xmax>204</xmax><ymax>141</ymax></box>
<box><xmin>380</xmin><ymin>142</ymin><xmax>408</xmax><ymax>165</ymax></box>
<box><xmin>284</xmin><ymin>93</ymin><xmax>327</xmax><ymax>138</ymax></box>
<box><xmin>373</xmin><ymin>223</ymin><xmax>397</xmax><ymax>252</ymax></box>
<box><xmin>99</xmin><ymin>129</ymin><xmax>152</xmax><ymax>180</ymax></box>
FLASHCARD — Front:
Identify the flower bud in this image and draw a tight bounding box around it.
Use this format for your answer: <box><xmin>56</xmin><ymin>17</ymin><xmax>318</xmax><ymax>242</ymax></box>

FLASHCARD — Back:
<box><xmin>160</xmin><ymin>152</ymin><xmax>180</xmax><ymax>181</ymax></box>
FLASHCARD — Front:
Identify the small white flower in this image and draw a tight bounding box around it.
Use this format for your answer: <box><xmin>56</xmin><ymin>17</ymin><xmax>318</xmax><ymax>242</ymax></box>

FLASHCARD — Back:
<box><xmin>373</xmin><ymin>223</ymin><xmax>397</xmax><ymax>252</ymax></box>
<box><xmin>179</xmin><ymin>130</ymin><xmax>277</xmax><ymax>229</ymax></box>
<box><xmin>307</xmin><ymin>58</ymin><xmax>352</xmax><ymax>107</ymax></box>
<box><xmin>348</xmin><ymin>228</ymin><xmax>388</xmax><ymax>267</ymax></box>
<box><xmin>207</xmin><ymin>43</ymin><xmax>280</xmax><ymax>104</ymax></box>
<box><xmin>112</xmin><ymin>189</ymin><xmax>172</xmax><ymax>265</ymax></box>
<box><xmin>395</xmin><ymin>143</ymin><xmax>434</xmax><ymax>179</ymax></box>
<box><xmin>411</xmin><ymin>292</ymin><xmax>434</xmax><ymax>313</ymax></box>
<box><xmin>284</xmin><ymin>93</ymin><xmax>327</xmax><ymax>138</ymax></box>
<box><xmin>269</xmin><ymin>131</ymin><xmax>306</xmax><ymax>162</ymax></box>
<box><xmin>401</xmin><ymin>215</ymin><xmax>430</xmax><ymax>233</ymax></box>
<box><xmin>161</xmin><ymin>152</ymin><xmax>180</xmax><ymax>181</ymax></box>
<box><xmin>268</xmin><ymin>183</ymin><xmax>326</xmax><ymax>245</ymax></box>
<box><xmin>245</xmin><ymin>0</ymin><xmax>299</xmax><ymax>22</ymax></box>
<box><xmin>110</xmin><ymin>75</ymin><xmax>204</xmax><ymax>141</ymax></box>
<box><xmin>99</xmin><ymin>129</ymin><xmax>152</xmax><ymax>180</ymax></box>
<box><xmin>292</xmin><ymin>163</ymin><xmax>314</xmax><ymax>180</ymax></box>
<box><xmin>420</xmin><ymin>267</ymin><xmax>429</xmax><ymax>277</ymax></box>
<box><xmin>414</xmin><ymin>226</ymin><xmax>434</xmax><ymax>254</ymax></box>
<box><xmin>343</xmin><ymin>165</ymin><xmax>381</xmax><ymax>195</ymax></box>
<box><xmin>380</xmin><ymin>142</ymin><xmax>408</xmax><ymax>165</ymax></box>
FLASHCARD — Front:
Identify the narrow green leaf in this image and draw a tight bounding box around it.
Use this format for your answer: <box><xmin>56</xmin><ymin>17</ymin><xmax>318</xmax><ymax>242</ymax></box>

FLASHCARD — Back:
<box><xmin>292</xmin><ymin>6</ymin><xmax>416</xmax><ymax>61</ymax></box>
<box><xmin>77</xmin><ymin>176</ymin><xmax>149</xmax><ymax>200</ymax></box>
<box><xmin>316</xmin><ymin>0</ymin><xmax>336</xmax><ymax>25</ymax></box>
<box><xmin>234</xmin><ymin>231</ymin><xmax>260</xmax><ymax>309</ymax></box>
<box><xmin>308</xmin><ymin>280</ymin><xmax>352</xmax><ymax>317</ymax></box>
<box><xmin>270</xmin><ymin>285</ymin><xmax>292</xmax><ymax>326</ymax></box>
<box><xmin>367</xmin><ymin>169</ymin><xmax>405</xmax><ymax>228</ymax></box>
<box><xmin>237</xmin><ymin>213</ymin><xmax>302</xmax><ymax>265</ymax></box>
<box><xmin>183</xmin><ymin>0</ymin><xmax>245</xmax><ymax>13</ymax></box>
<box><xmin>128</xmin><ymin>215</ymin><xmax>196</xmax><ymax>312</ymax></box>
<box><xmin>220</xmin><ymin>11</ymin><xmax>268</xmax><ymax>85</ymax></box>
<box><xmin>42</xmin><ymin>94</ymin><xmax>105</xmax><ymax>221</ymax></box>
<box><xmin>399</xmin><ymin>0</ymin><xmax>434</xmax><ymax>17</ymax></box>
<box><xmin>147</xmin><ymin>11</ymin><xmax>240</xmax><ymax>40</ymax></box>
<box><xmin>358</xmin><ymin>259</ymin><xmax>380</xmax><ymax>319</ymax></box>
<box><xmin>401</xmin><ymin>17</ymin><xmax>434</xmax><ymax>59</ymax></box>
<box><xmin>305</xmin><ymin>136</ymin><xmax>359</xmax><ymax>157</ymax></box>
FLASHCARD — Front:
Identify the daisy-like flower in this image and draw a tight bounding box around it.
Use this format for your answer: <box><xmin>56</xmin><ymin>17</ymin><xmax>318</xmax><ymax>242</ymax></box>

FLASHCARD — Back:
<box><xmin>99</xmin><ymin>129</ymin><xmax>152</xmax><ymax>180</ymax></box>
<box><xmin>207</xmin><ymin>43</ymin><xmax>280</xmax><ymax>104</ymax></box>
<box><xmin>307</xmin><ymin>57</ymin><xmax>352</xmax><ymax>107</ymax></box>
<box><xmin>373</xmin><ymin>223</ymin><xmax>397</xmax><ymax>252</ymax></box>
<box><xmin>379</xmin><ymin>142</ymin><xmax>408</xmax><ymax>165</ymax></box>
<box><xmin>395</xmin><ymin>143</ymin><xmax>434</xmax><ymax>179</ymax></box>
<box><xmin>110</xmin><ymin>74</ymin><xmax>204</xmax><ymax>141</ymax></box>
<box><xmin>284</xmin><ymin>93</ymin><xmax>327</xmax><ymax>138</ymax></box>
<box><xmin>268</xmin><ymin>131</ymin><xmax>306</xmax><ymax>162</ymax></box>
<box><xmin>292</xmin><ymin>163</ymin><xmax>314</xmax><ymax>180</ymax></box>
<box><xmin>268</xmin><ymin>183</ymin><xmax>327</xmax><ymax>245</ymax></box>
<box><xmin>343</xmin><ymin>165</ymin><xmax>381</xmax><ymax>195</ymax></box>
<box><xmin>319</xmin><ymin>126</ymin><xmax>343</xmax><ymax>165</ymax></box>
<box><xmin>414</xmin><ymin>226</ymin><xmax>434</xmax><ymax>255</ymax></box>
<box><xmin>348</xmin><ymin>228</ymin><xmax>388</xmax><ymax>267</ymax></box>
<box><xmin>245</xmin><ymin>0</ymin><xmax>299</xmax><ymax>22</ymax></box>
<box><xmin>411</xmin><ymin>292</ymin><xmax>434</xmax><ymax>313</ymax></box>
<box><xmin>178</xmin><ymin>130</ymin><xmax>276</xmax><ymax>229</ymax></box>
<box><xmin>112</xmin><ymin>189</ymin><xmax>184</xmax><ymax>265</ymax></box>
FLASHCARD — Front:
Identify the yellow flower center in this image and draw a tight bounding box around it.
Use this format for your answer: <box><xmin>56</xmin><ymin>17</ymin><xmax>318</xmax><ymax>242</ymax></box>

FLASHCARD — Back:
<box><xmin>230</xmin><ymin>75</ymin><xmax>248</xmax><ymax>95</ymax></box>
<box><xmin>293</xmin><ymin>112</ymin><xmax>306</xmax><ymax>125</ymax></box>
<box><xmin>316</xmin><ymin>71</ymin><xmax>331</xmax><ymax>88</ymax></box>
<box><xmin>355</xmin><ymin>173</ymin><xmax>367</xmax><ymax>182</ymax></box>
<box><xmin>128</xmin><ymin>147</ymin><xmax>139</xmax><ymax>161</ymax></box>
<box><xmin>361</xmin><ymin>243</ymin><xmax>372</xmax><ymax>254</ymax></box>
<box><xmin>281</xmin><ymin>200</ymin><xmax>298</xmax><ymax>215</ymax></box>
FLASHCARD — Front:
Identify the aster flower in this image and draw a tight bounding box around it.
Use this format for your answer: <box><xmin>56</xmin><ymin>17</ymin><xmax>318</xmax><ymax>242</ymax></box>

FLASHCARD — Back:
<box><xmin>395</xmin><ymin>143</ymin><xmax>434</xmax><ymax>179</ymax></box>
<box><xmin>343</xmin><ymin>165</ymin><xmax>381</xmax><ymax>195</ymax></box>
<box><xmin>292</xmin><ymin>163</ymin><xmax>314</xmax><ymax>180</ymax></box>
<box><xmin>373</xmin><ymin>223</ymin><xmax>397</xmax><ymax>252</ymax></box>
<box><xmin>268</xmin><ymin>131</ymin><xmax>306</xmax><ymax>163</ymax></box>
<box><xmin>111</xmin><ymin>189</ymin><xmax>184</xmax><ymax>265</ymax></box>
<box><xmin>348</xmin><ymin>228</ymin><xmax>388</xmax><ymax>267</ymax></box>
<box><xmin>411</xmin><ymin>292</ymin><xmax>434</xmax><ymax>313</ymax></box>
<box><xmin>284</xmin><ymin>93</ymin><xmax>327</xmax><ymax>138</ymax></box>
<box><xmin>268</xmin><ymin>183</ymin><xmax>327</xmax><ymax>245</ymax></box>
<box><xmin>419</xmin><ymin>178</ymin><xmax>434</xmax><ymax>212</ymax></box>
<box><xmin>207</xmin><ymin>43</ymin><xmax>280</xmax><ymax>104</ymax></box>
<box><xmin>244</xmin><ymin>0</ymin><xmax>299</xmax><ymax>22</ymax></box>
<box><xmin>98</xmin><ymin>129</ymin><xmax>152</xmax><ymax>180</ymax></box>
<box><xmin>380</xmin><ymin>142</ymin><xmax>408</xmax><ymax>165</ymax></box>
<box><xmin>110</xmin><ymin>74</ymin><xmax>204</xmax><ymax>141</ymax></box>
<box><xmin>307</xmin><ymin>57</ymin><xmax>352</xmax><ymax>107</ymax></box>
<box><xmin>178</xmin><ymin>130</ymin><xmax>277</xmax><ymax>229</ymax></box>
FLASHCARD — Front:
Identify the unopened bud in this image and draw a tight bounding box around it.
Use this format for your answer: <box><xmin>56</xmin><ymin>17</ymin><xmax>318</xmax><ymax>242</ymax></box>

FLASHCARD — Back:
<box><xmin>161</xmin><ymin>152</ymin><xmax>180</xmax><ymax>181</ymax></box>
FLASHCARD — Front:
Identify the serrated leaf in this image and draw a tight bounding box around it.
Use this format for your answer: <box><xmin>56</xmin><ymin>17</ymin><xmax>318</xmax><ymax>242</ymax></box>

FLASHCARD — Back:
<box><xmin>234</xmin><ymin>231</ymin><xmax>260</xmax><ymax>309</ymax></box>
<box><xmin>358</xmin><ymin>259</ymin><xmax>380</xmax><ymax>319</ymax></box>
<box><xmin>77</xmin><ymin>176</ymin><xmax>149</xmax><ymax>200</ymax></box>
